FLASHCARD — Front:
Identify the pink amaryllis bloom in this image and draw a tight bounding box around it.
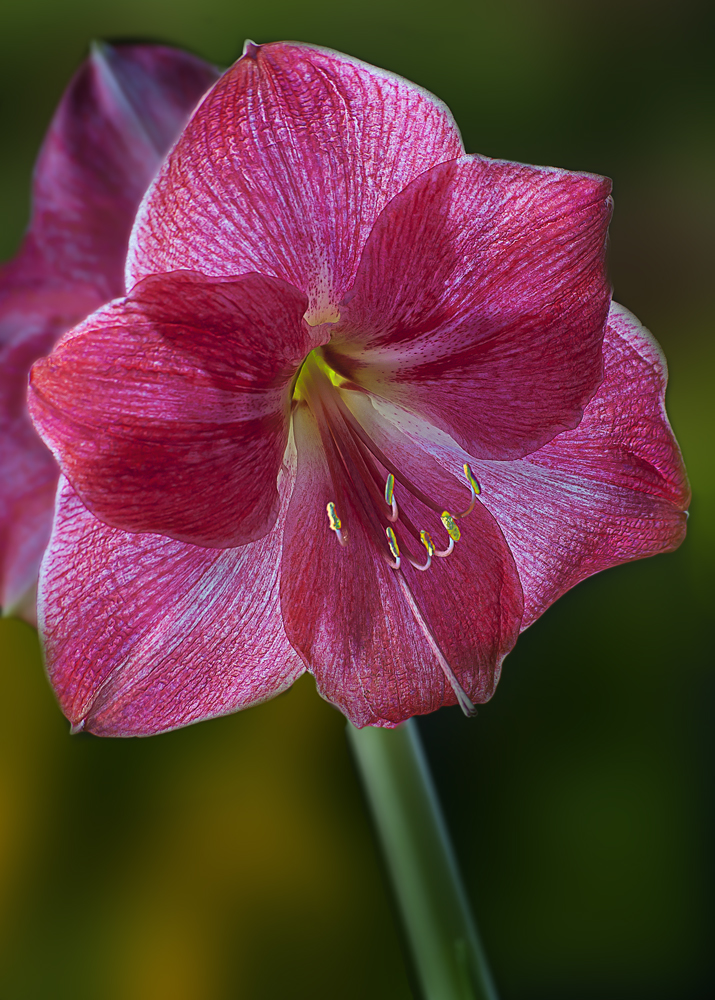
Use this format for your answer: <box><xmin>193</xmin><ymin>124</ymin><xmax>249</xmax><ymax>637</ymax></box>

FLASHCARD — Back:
<box><xmin>0</xmin><ymin>43</ymin><xmax>219</xmax><ymax>621</ymax></box>
<box><xmin>29</xmin><ymin>42</ymin><xmax>689</xmax><ymax>736</ymax></box>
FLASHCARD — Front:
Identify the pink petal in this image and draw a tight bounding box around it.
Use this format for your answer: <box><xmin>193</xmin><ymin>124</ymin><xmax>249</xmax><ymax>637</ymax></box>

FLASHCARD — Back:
<box><xmin>127</xmin><ymin>41</ymin><xmax>464</xmax><ymax>323</ymax></box>
<box><xmin>18</xmin><ymin>43</ymin><xmax>220</xmax><ymax>299</ymax></box>
<box><xmin>388</xmin><ymin>304</ymin><xmax>689</xmax><ymax>628</ymax></box>
<box><xmin>502</xmin><ymin>302</ymin><xmax>690</xmax><ymax>626</ymax></box>
<box><xmin>329</xmin><ymin>156</ymin><xmax>612</xmax><ymax>459</ymax></box>
<box><xmin>0</xmin><ymin>286</ymin><xmax>98</xmax><ymax>616</ymax></box>
<box><xmin>280</xmin><ymin>401</ymin><xmax>523</xmax><ymax>727</ymax></box>
<box><xmin>0</xmin><ymin>419</ymin><xmax>57</xmax><ymax>619</ymax></box>
<box><xmin>40</xmin><ymin>475</ymin><xmax>303</xmax><ymax>737</ymax></box>
<box><xmin>30</xmin><ymin>272</ymin><xmax>318</xmax><ymax>548</ymax></box>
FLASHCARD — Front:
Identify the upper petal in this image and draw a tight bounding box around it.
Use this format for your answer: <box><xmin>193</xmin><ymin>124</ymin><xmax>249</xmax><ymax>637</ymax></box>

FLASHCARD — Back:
<box><xmin>280</xmin><ymin>400</ymin><xmax>523</xmax><ymax>727</ymax></box>
<box><xmin>127</xmin><ymin>41</ymin><xmax>464</xmax><ymax>323</ymax></box>
<box><xmin>29</xmin><ymin>271</ymin><xmax>316</xmax><ymax>548</ymax></box>
<box><xmin>12</xmin><ymin>43</ymin><xmax>220</xmax><ymax>300</ymax></box>
<box><xmin>40</xmin><ymin>475</ymin><xmax>303</xmax><ymax>737</ymax></box>
<box><xmin>329</xmin><ymin>156</ymin><xmax>613</xmax><ymax>459</ymax></box>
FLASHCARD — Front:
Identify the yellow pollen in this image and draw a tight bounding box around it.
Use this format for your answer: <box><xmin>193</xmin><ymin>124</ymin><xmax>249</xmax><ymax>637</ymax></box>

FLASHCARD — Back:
<box><xmin>464</xmin><ymin>464</ymin><xmax>481</xmax><ymax>495</ymax></box>
<box><xmin>326</xmin><ymin>502</ymin><xmax>342</xmax><ymax>532</ymax></box>
<box><xmin>441</xmin><ymin>511</ymin><xmax>461</xmax><ymax>542</ymax></box>
<box><xmin>384</xmin><ymin>474</ymin><xmax>395</xmax><ymax>505</ymax></box>
<box><xmin>293</xmin><ymin>349</ymin><xmax>346</xmax><ymax>402</ymax></box>
<box><xmin>420</xmin><ymin>530</ymin><xmax>435</xmax><ymax>557</ymax></box>
<box><xmin>385</xmin><ymin>526</ymin><xmax>401</xmax><ymax>560</ymax></box>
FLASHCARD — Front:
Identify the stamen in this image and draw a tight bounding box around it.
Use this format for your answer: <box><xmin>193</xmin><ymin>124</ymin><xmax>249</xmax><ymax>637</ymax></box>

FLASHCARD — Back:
<box><xmin>384</xmin><ymin>473</ymin><xmax>399</xmax><ymax>522</ymax></box>
<box><xmin>326</xmin><ymin>501</ymin><xmax>347</xmax><ymax>546</ymax></box>
<box><xmin>320</xmin><ymin>398</ymin><xmax>394</xmax><ymax>555</ymax></box>
<box><xmin>396</xmin><ymin>574</ymin><xmax>476</xmax><ymax>718</ymax></box>
<box><xmin>385</xmin><ymin>526</ymin><xmax>401</xmax><ymax>569</ymax></box>
<box><xmin>407</xmin><ymin>530</ymin><xmax>434</xmax><ymax>572</ymax></box>
<box><xmin>454</xmin><ymin>464</ymin><xmax>480</xmax><ymax>518</ymax></box>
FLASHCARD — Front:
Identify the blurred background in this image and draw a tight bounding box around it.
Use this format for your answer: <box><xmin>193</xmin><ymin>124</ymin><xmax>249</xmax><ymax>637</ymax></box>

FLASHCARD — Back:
<box><xmin>1</xmin><ymin>1</ymin><xmax>713</xmax><ymax>997</ymax></box>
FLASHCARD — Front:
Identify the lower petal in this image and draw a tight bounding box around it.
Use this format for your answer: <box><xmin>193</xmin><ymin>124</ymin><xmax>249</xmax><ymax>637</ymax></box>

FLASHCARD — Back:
<box><xmin>280</xmin><ymin>404</ymin><xmax>523</xmax><ymax>727</ymax></box>
<box><xmin>40</xmin><ymin>474</ymin><xmax>303</xmax><ymax>736</ymax></box>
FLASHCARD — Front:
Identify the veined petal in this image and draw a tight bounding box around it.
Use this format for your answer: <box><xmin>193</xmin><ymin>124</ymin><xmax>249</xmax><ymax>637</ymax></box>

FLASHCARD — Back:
<box><xmin>493</xmin><ymin>302</ymin><xmax>690</xmax><ymax>627</ymax></box>
<box><xmin>280</xmin><ymin>402</ymin><xmax>522</xmax><ymax>727</ymax></box>
<box><xmin>379</xmin><ymin>304</ymin><xmax>689</xmax><ymax>628</ymax></box>
<box><xmin>127</xmin><ymin>41</ymin><xmax>464</xmax><ymax>323</ymax></box>
<box><xmin>19</xmin><ymin>43</ymin><xmax>220</xmax><ymax>299</ymax></box>
<box><xmin>30</xmin><ymin>272</ymin><xmax>316</xmax><ymax>548</ymax></box>
<box><xmin>330</xmin><ymin>156</ymin><xmax>612</xmax><ymax>459</ymax></box>
<box><xmin>40</xmin><ymin>474</ymin><xmax>303</xmax><ymax>737</ymax></box>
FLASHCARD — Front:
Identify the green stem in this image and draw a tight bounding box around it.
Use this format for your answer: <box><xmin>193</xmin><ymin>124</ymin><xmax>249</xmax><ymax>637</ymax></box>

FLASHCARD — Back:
<box><xmin>347</xmin><ymin>718</ymin><xmax>498</xmax><ymax>1000</ymax></box>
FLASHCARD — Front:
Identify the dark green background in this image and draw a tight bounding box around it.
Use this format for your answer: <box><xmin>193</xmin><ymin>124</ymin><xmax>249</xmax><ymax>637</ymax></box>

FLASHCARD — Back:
<box><xmin>1</xmin><ymin>1</ymin><xmax>713</xmax><ymax>997</ymax></box>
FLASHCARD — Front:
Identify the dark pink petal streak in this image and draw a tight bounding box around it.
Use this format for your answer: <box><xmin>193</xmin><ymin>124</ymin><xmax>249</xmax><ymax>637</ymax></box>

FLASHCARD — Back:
<box><xmin>128</xmin><ymin>41</ymin><xmax>464</xmax><ymax>322</ymax></box>
<box><xmin>330</xmin><ymin>156</ymin><xmax>613</xmax><ymax>460</ymax></box>
<box><xmin>30</xmin><ymin>272</ymin><xmax>319</xmax><ymax>548</ymax></box>
<box><xmin>280</xmin><ymin>401</ymin><xmax>523</xmax><ymax>727</ymax></box>
<box><xmin>40</xmin><ymin>475</ymin><xmax>303</xmax><ymax>737</ymax></box>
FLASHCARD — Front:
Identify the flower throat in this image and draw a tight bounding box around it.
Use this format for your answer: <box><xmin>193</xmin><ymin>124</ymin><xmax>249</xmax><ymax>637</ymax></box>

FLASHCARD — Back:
<box><xmin>293</xmin><ymin>349</ymin><xmax>481</xmax><ymax>715</ymax></box>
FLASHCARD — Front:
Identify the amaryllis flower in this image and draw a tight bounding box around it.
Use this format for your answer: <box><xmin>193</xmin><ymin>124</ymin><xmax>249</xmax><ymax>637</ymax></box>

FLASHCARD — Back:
<box><xmin>0</xmin><ymin>43</ymin><xmax>219</xmax><ymax>621</ymax></box>
<box><xmin>29</xmin><ymin>42</ymin><xmax>689</xmax><ymax>735</ymax></box>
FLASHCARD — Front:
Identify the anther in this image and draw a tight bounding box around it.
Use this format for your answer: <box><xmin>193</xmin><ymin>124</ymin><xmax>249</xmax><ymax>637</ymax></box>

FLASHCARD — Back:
<box><xmin>385</xmin><ymin>525</ymin><xmax>401</xmax><ymax>569</ymax></box>
<box><xmin>326</xmin><ymin>502</ymin><xmax>347</xmax><ymax>546</ymax></box>
<box><xmin>384</xmin><ymin>473</ymin><xmax>399</xmax><ymax>522</ymax></box>
<box><xmin>454</xmin><ymin>464</ymin><xmax>480</xmax><ymax>518</ymax></box>
<box><xmin>420</xmin><ymin>530</ymin><xmax>435</xmax><ymax>557</ymax></box>
<box><xmin>464</xmin><ymin>464</ymin><xmax>481</xmax><ymax>495</ymax></box>
<box><xmin>441</xmin><ymin>511</ymin><xmax>461</xmax><ymax>542</ymax></box>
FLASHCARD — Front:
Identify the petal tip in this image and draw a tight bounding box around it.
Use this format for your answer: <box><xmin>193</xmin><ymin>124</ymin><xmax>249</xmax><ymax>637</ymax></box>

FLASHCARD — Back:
<box><xmin>242</xmin><ymin>39</ymin><xmax>261</xmax><ymax>60</ymax></box>
<box><xmin>89</xmin><ymin>38</ymin><xmax>111</xmax><ymax>61</ymax></box>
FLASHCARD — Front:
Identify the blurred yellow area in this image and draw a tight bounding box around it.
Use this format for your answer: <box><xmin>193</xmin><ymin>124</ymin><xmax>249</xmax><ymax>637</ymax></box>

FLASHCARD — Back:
<box><xmin>0</xmin><ymin>623</ymin><xmax>409</xmax><ymax>998</ymax></box>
